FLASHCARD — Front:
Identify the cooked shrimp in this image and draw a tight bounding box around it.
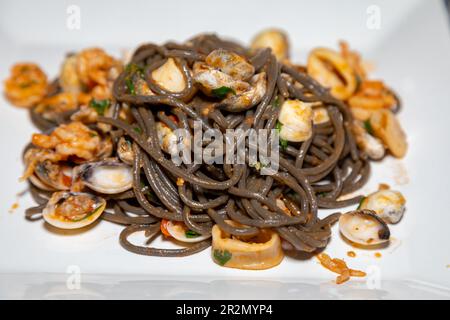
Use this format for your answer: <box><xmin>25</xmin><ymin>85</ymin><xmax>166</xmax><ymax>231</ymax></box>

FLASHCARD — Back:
<box><xmin>307</xmin><ymin>48</ymin><xmax>357</xmax><ymax>100</ymax></box>
<box><xmin>32</xmin><ymin>121</ymin><xmax>111</xmax><ymax>161</ymax></box>
<box><xmin>75</xmin><ymin>48</ymin><xmax>121</xmax><ymax>87</ymax></box>
<box><xmin>4</xmin><ymin>63</ymin><xmax>48</xmax><ymax>108</ymax></box>
<box><xmin>59</xmin><ymin>55</ymin><xmax>82</xmax><ymax>93</ymax></box>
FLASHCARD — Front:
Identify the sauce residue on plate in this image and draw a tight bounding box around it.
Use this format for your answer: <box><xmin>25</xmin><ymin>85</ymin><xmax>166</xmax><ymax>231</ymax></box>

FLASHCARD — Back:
<box><xmin>347</xmin><ymin>251</ymin><xmax>356</xmax><ymax>258</ymax></box>
<box><xmin>374</xmin><ymin>252</ymin><xmax>382</xmax><ymax>258</ymax></box>
<box><xmin>8</xmin><ymin>202</ymin><xmax>19</xmax><ymax>213</ymax></box>
<box><xmin>317</xmin><ymin>253</ymin><xmax>366</xmax><ymax>285</ymax></box>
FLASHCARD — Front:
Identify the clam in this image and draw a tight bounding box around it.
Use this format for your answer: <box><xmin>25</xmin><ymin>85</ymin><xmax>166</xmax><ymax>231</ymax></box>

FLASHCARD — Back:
<box><xmin>164</xmin><ymin>220</ymin><xmax>211</xmax><ymax>243</ymax></box>
<box><xmin>117</xmin><ymin>137</ymin><xmax>134</xmax><ymax>165</ymax></box>
<box><xmin>31</xmin><ymin>160</ymin><xmax>72</xmax><ymax>191</ymax></box>
<box><xmin>76</xmin><ymin>160</ymin><xmax>133</xmax><ymax>194</ymax></box>
<box><xmin>43</xmin><ymin>191</ymin><xmax>106</xmax><ymax>229</ymax></box>
<box><xmin>360</xmin><ymin>190</ymin><xmax>406</xmax><ymax>224</ymax></box>
<box><xmin>339</xmin><ymin>210</ymin><xmax>390</xmax><ymax>246</ymax></box>
<box><xmin>251</xmin><ymin>28</ymin><xmax>290</xmax><ymax>61</ymax></box>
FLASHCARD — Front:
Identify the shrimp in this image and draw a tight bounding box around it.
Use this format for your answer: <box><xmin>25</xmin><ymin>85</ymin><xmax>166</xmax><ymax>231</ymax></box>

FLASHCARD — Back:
<box><xmin>4</xmin><ymin>63</ymin><xmax>48</xmax><ymax>108</ymax></box>
<box><xmin>307</xmin><ymin>48</ymin><xmax>357</xmax><ymax>100</ymax></box>
<box><xmin>32</xmin><ymin>121</ymin><xmax>112</xmax><ymax>161</ymax></box>
<box><xmin>75</xmin><ymin>48</ymin><xmax>121</xmax><ymax>87</ymax></box>
<box><xmin>59</xmin><ymin>48</ymin><xmax>122</xmax><ymax>101</ymax></box>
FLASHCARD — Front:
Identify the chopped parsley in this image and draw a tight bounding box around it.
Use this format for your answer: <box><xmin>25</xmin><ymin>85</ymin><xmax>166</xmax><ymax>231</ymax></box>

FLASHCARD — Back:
<box><xmin>125</xmin><ymin>63</ymin><xmax>144</xmax><ymax>75</ymax></box>
<box><xmin>357</xmin><ymin>197</ymin><xmax>366</xmax><ymax>210</ymax></box>
<box><xmin>125</xmin><ymin>78</ymin><xmax>135</xmax><ymax>95</ymax></box>
<box><xmin>89</xmin><ymin>99</ymin><xmax>110</xmax><ymax>116</ymax></box>
<box><xmin>185</xmin><ymin>230</ymin><xmax>200</xmax><ymax>238</ymax></box>
<box><xmin>211</xmin><ymin>86</ymin><xmax>235</xmax><ymax>99</ymax></box>
<box><xmin>133</xmin><ymin>127</ymin><xmax>142</xmax><ymax>134</ymax></box>
<box><xmin>213</xmin><ymin>249</ymin><xmax>232</xmax><ymax>266</ymax></box>
<box><xmin>275</xmin><ymin>121</ymin><xmax>288</xmax><ymax>151</ymax></box>
<box><xmin>273</xmin><ymin>95</ymin><xmax>281</xmax><ymax>108</ymax></box>
<box><xmin>363</xmin><ymin>119</ymin><xmax>374</xmax><ymax>135</ymax></box>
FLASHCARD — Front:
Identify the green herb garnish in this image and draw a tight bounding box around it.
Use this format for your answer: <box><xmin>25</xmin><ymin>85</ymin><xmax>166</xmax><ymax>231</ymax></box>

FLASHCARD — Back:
<box><xmin>125</xmin><ymin>63</ymin><xmax>144</xmax><ymax>75</ymax></box>
<box><xmin>211</xmin><ymin>86</ymin><xmax>235</xmax><ymax>99</ymax></box>
<box><xmin>125</xmin><ymin>78</ymin><xmax>135</xmax><ymax>95</ymax></box>
<box><xmin>273</xmin><ymin>95</ymin><xmax>281</xmax><ymax>108</ymax></box>
<box><xmin>363</xmin><ymin>120</ymin><xmax>374</xmax><ymax>135</ymax></box>
<box><xmin>357</xmin><ymin>197</ymin><xmax>366</xmax><ymax>210</ymax></box>
<box><xmin>89</xmin><ymin>99</ymin><xmax>110</xmax><ymax>116</ymax></box>
<box><xmin>317</xmin><ymin>192</ymin><xmax>328</xmax><ymax>197</ymax></box>
<box><xmin>280</xmin><ymin>138</ymin><xmax>288</xmax><ymax>150</ymax></box>
<box><xmin>185</xmin><ymin>230</ymin><xmax>200</xmax><ymax>238</ymax></box>
<box><xmin>275</xmin><ymin>121</ymin><xmax>288</xmax><ymax>151</ymax></box>
<box><xmin>213</xmin><ymin>249</ymin><xmax>232</xmax><ymax>266</ymax></box>
<box><xmin>133</xmin><ymin>127</ymin><xmax>142</xmax><ymax>134</ymax></box>
<box><xmin>275</xmin><ymin>121</ymin><xmax>282</xmax><ymax>132</ymax></box>
<box><xmin>69</xmin><ymin>204</ymin><xmax>103</xmax><ymax>222</ymax></box>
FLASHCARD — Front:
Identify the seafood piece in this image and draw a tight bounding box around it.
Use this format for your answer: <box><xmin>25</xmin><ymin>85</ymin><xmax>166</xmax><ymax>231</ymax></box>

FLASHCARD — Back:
<box><xmin>4</xmin><ymin>63</ymin><xmax>48</xmax><ymax>108</ymax></box>
<box><xmin>34</xmin><ymin>92</ymin><xmax>78</xmax><ymax>121</ymax></box>
<box><xmin>156</xmin><ymin>121</ymin><xmax>190</xmax><ymax>155</ymax></box>
<box><xmin>360</xmin><ymin>189</ymin><xmax>406</xmax><ymax>224</ymax></box>
<box><xmin>369</xmin><ymin>109</ymin><xmax>407</xmax><ymax>158</ymax></box>
<box><xmin>353</xmin><ymin>121</ymin><xmax>385</xmax><ymax>160</ymax></box>
<box><xmin>312</xmin><ymin>106</ymin><xmax>330</xmax><ymax>125</ymax></box>
<box><xmin>278</xmin><ymin>99</ymin><xmax>313</xmax><ymax>142</ymax></box>
<box><xmin>32</xmin><ymin>121</ymin><xmax>112</xmax><ymax>161</ymax></box>
<box><xmin>76</xmin><ymin>160</ymin><xmax>133</xmax><ymax>194</ymax></box>
<box><xmin>211</xmin><ymin>222</ymin><xmax>284</xmax><ymax>270</ymax></box>
<box><xmin>205</xmin><ymin>49</ymin><xmax>255</xmax><ymax>81</ymax></box>
<box><xmin>33</xmin><ymin>160</ymin><xmax>72</xmax><ymax>191</ymax></box>
<box><xmin>221</xmin><ymin>72</ymin><xmax>267</xmax><ymax>112</ymax></box>
<box><xmin>339</xmin><ymin>41</ymin><xmax>368</xmax><ymax>81</ymax></box>
<box><xmin>307</xmin><ymin>48</ymin><xmax>357</xmax><ymax>100</ymax></box>
<box><xmin>193</xmin><ymin>62</ymin><xmax>250</xmax><ymax>95</ymax></box>
<box><xmin>339</xmin><ymin>210</ymin><xmax>390</xmax><ymax>246</ymax></box>
<box><xmin>251</xmin><ymin>28</ymin><xmax>290</xmax><ymax>60</ymax></box>
<box><xmin>60</xmin><ymin>48</ymin><xmax>122</xmax><ymax>101</ymax></box>
<box><xmin>59</xmin><ymin>55</ymin><xmax>82</xmax><ymax>93</ymax></box>
<box><xmin>117</xmin><ymin>137</ymin><xmax>134</xmax><ymax>165</ymax></box>
<box><xmin>161</xmin><ymin>220</ymin><xmax>211</xmax><ymax>243</ymax></box>
<box><xmin>75</xmin><ymin>48</ymin><xmax>122</xmax><ymax>87</ymax></box>
<box><xmin>151</xmin><ymin>58</ymin><xmax>186</xmax><ymax>93</ymax></box>
<box><xmin>193</xmin><ymin>48</ymin><xmax>257</xmax><ymax>100</ymax></box>
<box><xmin>348</xmin><ymin>80</ymin><xmax>397</xmax><ymax>111</ymax></box>
<box><xmin>43</xmin><ymin>191</ymin><xmax>106</xmax><ymax>229</ymax></box>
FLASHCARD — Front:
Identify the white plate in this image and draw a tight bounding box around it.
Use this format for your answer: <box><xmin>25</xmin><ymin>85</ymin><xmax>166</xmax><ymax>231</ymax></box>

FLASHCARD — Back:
<box><xmin>0</xmin><ymin>0</ymin><xmax>449</xmax><ymax>299</ymax></box>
